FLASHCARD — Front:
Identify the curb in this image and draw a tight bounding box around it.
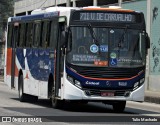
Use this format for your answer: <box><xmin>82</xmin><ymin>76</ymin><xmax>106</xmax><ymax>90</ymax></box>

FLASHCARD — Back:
<box><xmin>144</xmin><ymin>91</ymin><xmax>160</xmax><ymax>104</ymax></box>
<box><xmin>144</xmin><ymin>96</ymin><xmax>160</xmax><ymax>104</ymax></box>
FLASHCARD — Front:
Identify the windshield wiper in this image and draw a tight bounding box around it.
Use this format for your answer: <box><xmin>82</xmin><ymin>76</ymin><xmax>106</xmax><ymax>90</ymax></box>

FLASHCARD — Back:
<box><xmin>118</xmin><ymin>26</ymin><xmax>128</xmax><ymax>48</ymax></box>
<box><xmin>117</xmin><ymin>26</ymin><xmax>128</xmax><ymax>58</ymax></box>
<box><xmin>87</xmin><ymin>24</ymin><xmax>101</xmax><ymax>54</ymax></box>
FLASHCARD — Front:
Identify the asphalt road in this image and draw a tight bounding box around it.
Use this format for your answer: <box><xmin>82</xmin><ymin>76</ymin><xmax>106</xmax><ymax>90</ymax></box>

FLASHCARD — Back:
<box><xmin>0</xmin><ymin>81</ymin><xmax>160</xmax><ymax>125</ymax></box>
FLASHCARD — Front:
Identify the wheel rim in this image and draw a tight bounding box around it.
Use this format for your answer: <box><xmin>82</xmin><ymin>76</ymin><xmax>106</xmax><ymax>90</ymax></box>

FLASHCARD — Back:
<box><xmin>19</xmin><ymin>85</ymin><xmax>22</xmax><ymax>98</ymax></box>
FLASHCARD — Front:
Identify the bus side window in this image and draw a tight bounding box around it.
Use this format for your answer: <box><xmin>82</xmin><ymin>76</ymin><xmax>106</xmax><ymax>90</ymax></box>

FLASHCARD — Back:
<box><xmin>49</xmin><ymin>20</ymin><xmax>58</xmax><ymax>49</ymax></box>
<box><xmin>33</xmin><ymin>22</ymin><xmax>41</xmax><ymax>48</ymax></box>
<box><xmin>16</xmin><ymin>24</ymin><xmax>21</xmax><ymax>47</ymax></box>
<box><xmin>41</xmin><ymin>21</ymin><xmax>50</xmax><ymax>48</ymax></box>
<box><xmin>39</xmin><ymin>21</ymin><xmax>44</xmax><ymax>47</ymax></box>
<box><xmin>7</xmin><ymin>24</ymin><xmax>13</xmax><ymax>48</ymax></box>
<box><xmin>19</xmin><ymin>23</ymin><xmax>25</xmax><ymax>47</ymax></box>
<box><xmin>26</xmin><ymin>23</ymin><xmax>33</xmax><ymax>47</ymax></box>
<box><xmin>46</xmin><ymin>21</ymin><xmax>51</xmax><ymax>48</ymax></box>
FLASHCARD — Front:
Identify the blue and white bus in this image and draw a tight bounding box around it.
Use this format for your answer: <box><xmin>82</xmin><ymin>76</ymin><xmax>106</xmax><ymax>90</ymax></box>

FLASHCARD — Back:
<box><xmin>5</xmin><ymin>7</ymin><xmax>150</xmax><ymax>112</ymax></box>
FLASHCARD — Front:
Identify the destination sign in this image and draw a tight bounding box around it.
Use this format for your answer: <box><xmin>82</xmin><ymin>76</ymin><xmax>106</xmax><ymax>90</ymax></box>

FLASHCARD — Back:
<box><xmin>11</xmin><ymin>12</ymin><xmax>59</xmax><ymax>22</ymax></box>
<box><xmin>71</xmin><ymin>11</ymin><xmax>140</xmax><ymax>23</ymax></box>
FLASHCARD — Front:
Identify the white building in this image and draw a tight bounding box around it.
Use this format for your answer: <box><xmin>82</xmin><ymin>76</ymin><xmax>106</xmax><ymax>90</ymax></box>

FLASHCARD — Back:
<box><xmin>14</xmin><ymin>0</ymin><xmax>119</xmax><ymax>15</ymax></box>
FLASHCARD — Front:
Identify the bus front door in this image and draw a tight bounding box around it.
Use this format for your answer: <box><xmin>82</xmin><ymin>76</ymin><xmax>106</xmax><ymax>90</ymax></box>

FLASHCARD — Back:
<box><xmin>11</xmin><ymin>23</ymin><xmax>19</xmax><ymax>89</ymax></box>
<box><xmin>55</xmin><ymin>23</ymin><xmax>65</xmax><ymax>98</ymax></box>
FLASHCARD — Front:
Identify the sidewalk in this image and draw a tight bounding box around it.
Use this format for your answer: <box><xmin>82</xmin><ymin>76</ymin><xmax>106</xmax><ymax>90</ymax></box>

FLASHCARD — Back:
<box><xmin>0</xmin><ymin>75</ymin><xmax>159</xmax><ymax>104</ymax></box>
<box><xmin>0</xmin><ymin>75</ymin><xmax>3</xmax><ymax>82</ymax></box>
<box><xmin>145</xmin><ymin>91</ymin><xmax>160</xmax><ymax>104</ymax></box>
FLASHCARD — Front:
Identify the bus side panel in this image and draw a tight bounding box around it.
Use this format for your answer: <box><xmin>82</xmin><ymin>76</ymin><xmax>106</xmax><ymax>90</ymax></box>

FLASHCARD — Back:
<box><xmin>6</xmin><ymin>48</ymin><xmax>12</xmax><ymax>87</ymax></box>
<box><xmin>21</xmin><ymin>48</ymin><xmax>52</xmax><ymax>98</ymax></box>
<box><xmin>6</xmin><ymin>48</ymin><xmax>19</xmax><ymax>89</ymax></box>
<box><xmin>21</xmin><ymin>48</ymin><xmax>38</xmax><ymax>97</ymax></box>
<box><xmin>6</xmin><ymin>48</ymin><xmax>12</xmax><ymax>76</ymax></box>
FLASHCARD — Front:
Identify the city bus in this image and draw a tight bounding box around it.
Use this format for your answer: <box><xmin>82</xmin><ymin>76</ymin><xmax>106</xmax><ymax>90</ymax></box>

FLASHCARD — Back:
<box><xmin>4</xmin><ymin>6</ymin><xmax>150</xmax><ymax>112</ymax></box>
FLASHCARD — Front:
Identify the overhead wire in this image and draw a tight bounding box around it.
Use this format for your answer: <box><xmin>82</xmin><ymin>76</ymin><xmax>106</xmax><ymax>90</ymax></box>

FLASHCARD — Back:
<box><xmin>38</xmin><ymin>0</ymin><xmax>48</xmax><ymax>9</ymax></box>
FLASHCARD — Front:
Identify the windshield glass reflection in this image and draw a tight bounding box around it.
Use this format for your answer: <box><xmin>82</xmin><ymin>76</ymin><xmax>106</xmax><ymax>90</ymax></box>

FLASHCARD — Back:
<box><xmin>67</xmin><ymin>26</ymin><xmax>145</xmax><ymax>67</ymax></box>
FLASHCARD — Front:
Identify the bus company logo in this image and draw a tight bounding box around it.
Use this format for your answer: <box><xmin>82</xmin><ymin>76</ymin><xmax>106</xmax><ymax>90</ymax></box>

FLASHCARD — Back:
<box><xmin>90</xmin><ymin>44</ymin><xmax>99</xmax><ymax>53</ymax></box>
<box><xmin>85</xmin><ymin>81</ymin><xmax>99</xmax><ymax>85</ymax></box>
<box><xmin>106</xmin><ymin>81</ymin><xmax>111</xmax><ymax>87</ymax></box>
<box><xmin>118</xmin><ymin>82</ymin><xmax>127</xmax><ymax>86</ymax></box>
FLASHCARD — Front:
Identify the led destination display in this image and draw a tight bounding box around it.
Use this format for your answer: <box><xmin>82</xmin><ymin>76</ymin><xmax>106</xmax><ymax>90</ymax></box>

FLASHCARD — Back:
<box><xmin>71</xmin><ymin>11</ymin><xmax>141</xmax><ymax>23</ymax></box>
<box><xmin>80</xmin><ymin>13</ymin><xmax>135</xmax><ymax>22</ymax></box>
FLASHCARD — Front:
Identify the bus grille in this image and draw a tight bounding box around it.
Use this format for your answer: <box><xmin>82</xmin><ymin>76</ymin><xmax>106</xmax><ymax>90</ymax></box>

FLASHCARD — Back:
<box><xmin>84</xmin><ymin>89</ymin><xmax>131</xmax><ymax>97</ymax></box>
<box><xmin>76</xmin><ymin>67</ymin><xmax>144</xmax><ymax>79</ymax></box>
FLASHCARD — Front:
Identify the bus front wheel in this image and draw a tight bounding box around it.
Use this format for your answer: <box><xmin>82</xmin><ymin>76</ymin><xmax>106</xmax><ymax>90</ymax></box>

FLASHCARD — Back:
<box><xmin>112</xmin><ymin>101</ymin><xmax>126</xmax><ymax>113</ymax></box>
<box><xmin>51</xmin><ymin>86</ymin><xmax>63</xmax><ymax>109</ymax></box>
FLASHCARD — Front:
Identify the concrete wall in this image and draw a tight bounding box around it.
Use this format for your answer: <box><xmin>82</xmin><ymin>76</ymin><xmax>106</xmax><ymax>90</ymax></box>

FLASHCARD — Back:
<box><xmin>122</xmin><ymin>0</ymin><xmax>147</xmax><ymax>22</ymax></box>
<box><xmin>122</xmin><ymin>0</ymin><xmax>149</xmax><ymax>90</ymax></box>
<box><xmin>122</xmin><ymin>0</ymin><xmax>160</xmax><ymax>92</ymax></box>
<box><xmin>149</xmin><ymin>0</ymin><xmax>160</xmax><ymax>92</ymax></box>
<box><xmin>14</xmin><ymin>0</ymin><xmax>80</xmax><ymax>15</ymax></box>
<box><xmin>14</xmin><ymin>0</ymin><xmax>118</xmax><ymax>15</ymax></box>
<box><xmin>15</xmin><ymin>0</ymin><xmax>55</xmax><ymax>15</ymax></box>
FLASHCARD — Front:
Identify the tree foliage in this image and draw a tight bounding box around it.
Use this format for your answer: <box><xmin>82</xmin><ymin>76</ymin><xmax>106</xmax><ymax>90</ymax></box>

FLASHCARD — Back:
<box><xmin>0</xmin><ymin>0</ymin><xmax>14</xmax><ymax>29</ymax></box>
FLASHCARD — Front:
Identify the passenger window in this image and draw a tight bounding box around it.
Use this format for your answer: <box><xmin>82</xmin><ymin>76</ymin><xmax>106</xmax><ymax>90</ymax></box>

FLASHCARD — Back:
<box><xmin>16</xmin><ymin>24</ymin><xmax>21</xmax><ymax>47</ymax></box>
<box><xmin>33</xmin><ymin>22</ymin><xmax>41</xmax><ymax>48</ymax></box>
<box><xmin>7</xmin><ymin>24</ymin><xmax>13</xmax><ymax>48</ymax></box>
<box><xmin>49</xmin><ymin>20</ymin><xmax>58</xmax><ymax>49</ymax></box>
<box><xmin>26</xmin><ymin>23</ymin><xmax>33</xmax><ymax>47</ymax></box>
<box><xmin>41</xmin><ymin>21</ymin><xmax>50</xmax><ymax>48</ymax></box>
<box><xmin>39</xmin><ymin>22</ymin><xmax>44</xmax><ymax>47</ymax></box>
<box><xmin>19</xmin><ymin>23</ymin><xmax>25</xmax><ymax>47</ymax></box>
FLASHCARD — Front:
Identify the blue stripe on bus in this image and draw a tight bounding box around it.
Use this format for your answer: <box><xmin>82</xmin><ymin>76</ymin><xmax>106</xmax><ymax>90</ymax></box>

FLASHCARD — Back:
<box><xmin>11</xmin><ymin>12</ymin><xmax>59</xmax><ymax>22</ymax></box>
<box><xmin>66</xmin><ymin>66</ymin><xmax>145</xmax><ymax>89</ymax></box>
<box><xmin>16</xmin><ymin>48</ymin><xmax>54</xmax><ymax>81</ymax></box>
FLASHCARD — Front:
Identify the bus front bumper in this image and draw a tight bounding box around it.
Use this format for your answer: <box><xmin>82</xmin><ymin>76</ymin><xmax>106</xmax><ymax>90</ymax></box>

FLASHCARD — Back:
<box><xmin>63</xmin><ymin>79</ymin><xmax>145</xmax><ymax>102</ymax></box>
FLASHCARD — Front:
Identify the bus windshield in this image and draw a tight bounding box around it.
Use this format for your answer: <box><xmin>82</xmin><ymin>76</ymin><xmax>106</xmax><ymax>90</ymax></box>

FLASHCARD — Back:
<box><xmin>67</xmin><ymin>26</ymin><xmax>146</xmax><ymax>67</ymax></box>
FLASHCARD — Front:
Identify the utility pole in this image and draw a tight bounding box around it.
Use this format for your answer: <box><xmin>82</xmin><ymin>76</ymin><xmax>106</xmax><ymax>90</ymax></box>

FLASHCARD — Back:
<box><xmin>118</xmin><ymin>0</ymin><xmax>122</xmax><ymax>7</ymax></box>
<box><xmin>55</xmin><ymin>0</ymin><xmax>57</xmax><ymax>6</ymax></box>
<box><xmin>66</xmin><ymin>0</ymin><xmax>71</xmax><ymax>7</ymax></box>
<box><xmin>73</xmin><ymin>0</ymin><xmax>76</xmax><ymax>7</ymax></box>
<box><xmin>146</xmin><ymin>0</ymin><xmax>151</xmax><ymax>90</ymax></box>
<box><xmin>93</xmin><ymin>0</ymin><xmax>97</xmax><ymax>6</ymax></box>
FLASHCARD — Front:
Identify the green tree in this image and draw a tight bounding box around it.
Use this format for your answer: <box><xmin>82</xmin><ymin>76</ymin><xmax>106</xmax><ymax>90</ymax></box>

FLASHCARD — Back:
<box><xmin>0</xmin><ymin>0</ymin><xmax>14</xmax><ymax>30</ymax></box>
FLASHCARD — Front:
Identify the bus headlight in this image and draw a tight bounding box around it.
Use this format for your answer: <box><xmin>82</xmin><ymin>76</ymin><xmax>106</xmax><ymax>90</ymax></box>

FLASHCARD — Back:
<box><xmin>75</xmin><ymin>80</ymin><xmax>82</xmax><ymax>89</ymax></box>
<box><xmin>133</xmin><ymin>78</ymin><xmax>145</xmax><ymax>90</ymax></box>
<box><xmin>67</xmin><ymin>75</ymin><xmax>74</xmax><ymax>83</ymax></box>
<box><xmin>67</xmin><ymin>75</ymin><xmax>82</xmax><ymax>89</ymax></box>
<box><xmin>140</xmin><ymin>78</ymin><xmax>145</xmax><ymax>84</ymax></box>
<box><xmin>133</xmin><ymin>82</ymin><xmax>139</xmax><ymax>90</ymax></box>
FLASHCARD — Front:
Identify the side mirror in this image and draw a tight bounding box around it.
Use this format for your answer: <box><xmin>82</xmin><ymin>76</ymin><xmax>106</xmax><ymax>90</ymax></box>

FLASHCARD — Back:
<box><xmin>146</xmin><ymin>33</ymin><xmax>150</xmax><ymax>49</ymax></box>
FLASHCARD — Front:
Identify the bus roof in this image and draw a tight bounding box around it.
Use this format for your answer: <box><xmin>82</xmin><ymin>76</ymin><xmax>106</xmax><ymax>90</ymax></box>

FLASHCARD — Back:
<box><xmin>82</xmin><ymin>7</ymin><xmax>135</xmax><ymax>13</ymax></box>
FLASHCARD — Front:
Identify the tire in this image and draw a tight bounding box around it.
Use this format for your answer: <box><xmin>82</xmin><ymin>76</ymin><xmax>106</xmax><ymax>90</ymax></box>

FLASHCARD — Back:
<box><xmin>51</xmin><ymin>84</ymin><xmax>63</xmax><ymax>109</ymax></box>
<box><xmin>19</xmin><ymin>75</ymin><xmax>38</xmax><ymax>102</ymax></box>
<box><xmin>18</xmin><ymin>75</ymin><xmax>29</xmax><ymax>102</ymax></box>
<box><xmin>112</xmin><ymin>101</ymin><xmax>126</xmax><ymax>113</ymax></box>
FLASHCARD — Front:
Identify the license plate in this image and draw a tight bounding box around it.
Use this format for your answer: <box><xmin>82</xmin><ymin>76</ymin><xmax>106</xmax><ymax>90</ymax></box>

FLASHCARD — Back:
<box><xmin>101</xmin><ymin>92</ymin><xmax>114</xmax><ymax>97</ymax></box>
